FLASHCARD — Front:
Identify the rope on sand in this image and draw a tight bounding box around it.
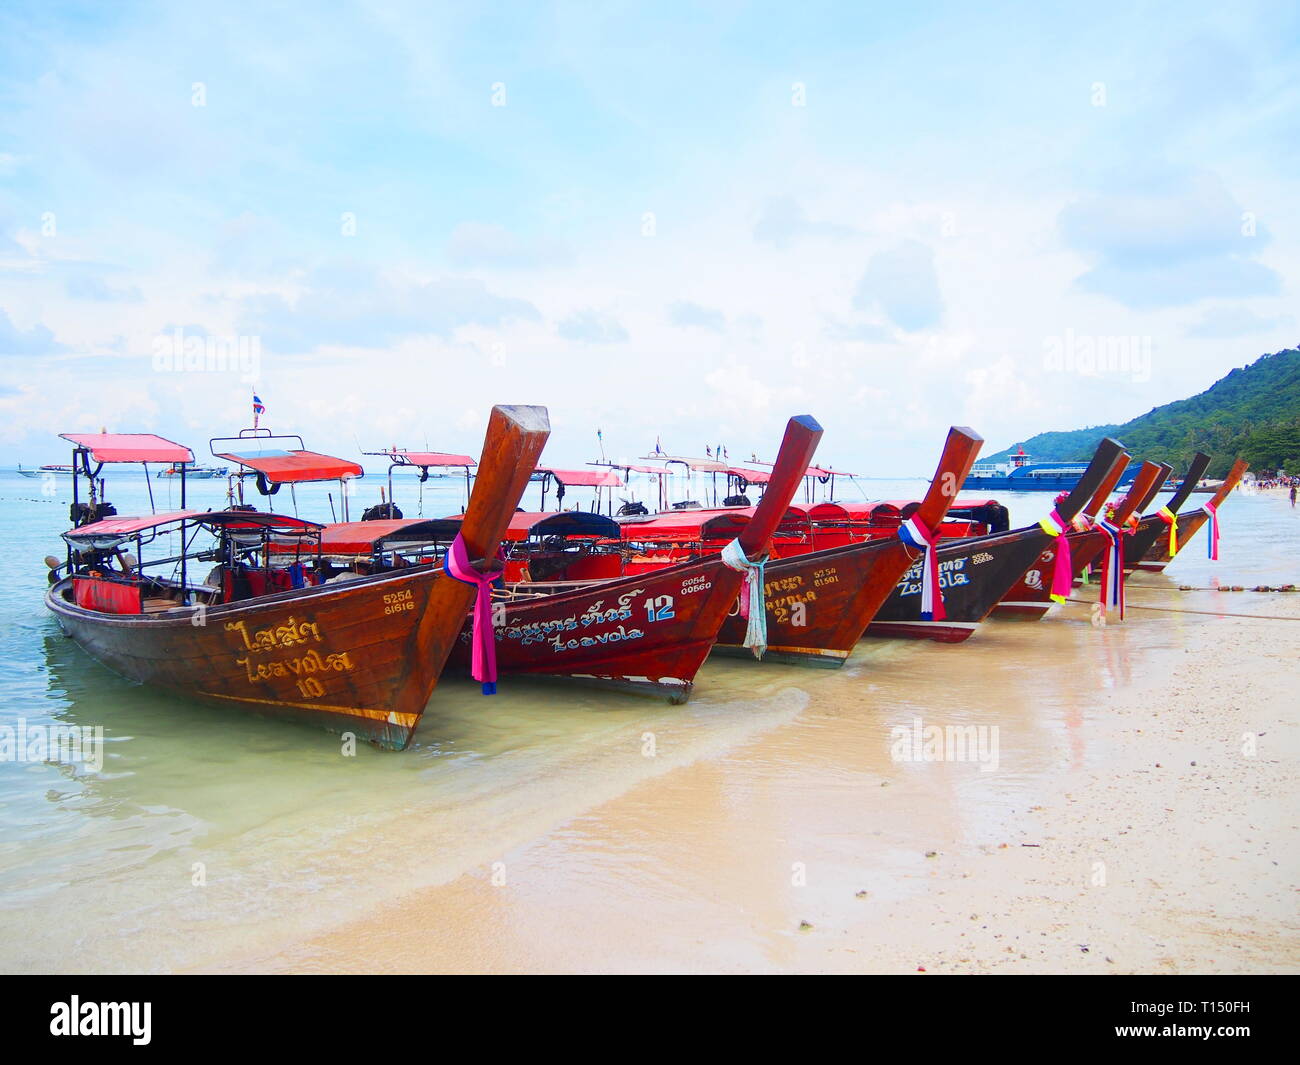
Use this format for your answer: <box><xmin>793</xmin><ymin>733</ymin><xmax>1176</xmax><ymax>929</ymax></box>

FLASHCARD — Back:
<box><xmin>1063</xmin><ymin>596</ymin><xmax>1300</xmax><ymax>621</ymax></box>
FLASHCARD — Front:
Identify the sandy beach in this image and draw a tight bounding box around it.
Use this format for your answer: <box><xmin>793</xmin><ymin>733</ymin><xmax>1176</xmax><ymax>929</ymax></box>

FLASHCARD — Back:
<box><xmin>218</xmin><ymin>569</ymin><xmax>1298</xmax><ymax>975</ymax></box>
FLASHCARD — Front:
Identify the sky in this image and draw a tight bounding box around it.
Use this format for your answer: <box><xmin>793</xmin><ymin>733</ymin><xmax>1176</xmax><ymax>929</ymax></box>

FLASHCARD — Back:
<box><xmin>0</xmin><ymin>0</ymin><xmax>1296</xmax><ymax>476</ymax></box>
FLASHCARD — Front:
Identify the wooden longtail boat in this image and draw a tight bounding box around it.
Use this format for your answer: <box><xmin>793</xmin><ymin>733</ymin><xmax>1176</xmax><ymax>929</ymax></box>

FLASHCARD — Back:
<box><xmin>992</xmin><ymin>449</ymin><xmax>1133</xmax><ymax>617</ymax></box>
<box><xmin>1121</xmin><ymin>452</ymin><xmax>1210</xmax><ymax>570</ymax></box>
<box><xmin>1132</xmin><ymin>458</ymin><xmax>1249</xmax><ymax>573</ymax></box>
<box><xmin>1059</xmin><ymin>459</ymin><xmax>1169</xmax><ymax>585</ymax></box>
<box><xmin>864</xmin><ymin>437</ymin><xmax>1126</xmax><ymax>642</ymax></box>
<box><xmin>709</xmin><ymin>426</ymin><xmax>984</xmax><ymax>665</ymax></box>
<box><xmin>45</xmin><ymin>408</ymin><xmax>550</xmax><ymax>749</ymax></box>
<box><xmin>444</xmin><ymin>416</ymin><xmax>824</xmax><ymax>700</ymax></box>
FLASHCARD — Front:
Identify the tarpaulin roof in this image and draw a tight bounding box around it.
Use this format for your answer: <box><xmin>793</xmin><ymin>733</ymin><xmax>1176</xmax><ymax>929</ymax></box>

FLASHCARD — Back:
<box><xmin>64</xmin><ymin>510</ymin><xmax>205</xmax><ymax>540</ymax></box>
<box><xmin>603</xmin><ymin>463</ymin><xmax>672</xmax><ymax>475</ymax></box>
<box><xmin>665</xmin><ymin>456</ymin><xmax>729</xmax><ymax>472</ymax></box>
<box><xmin>727</xmin><ymin>467</ymin><xmax>771</xmax><ymax>484</ymax></box>
<box><xmin>506</xmin><ymin>511</ymin><xmax>621</xmax><ymax>540</ymax></box>
<box><xmin>616</xmin><ymin>509</ymin><xmax>752</xmax><ymax>543</ymax></box>
<box><xmin>64</xmin><ymin>509</ymin><xmax>321</xmax><ymax>547</ymax></box>
<box><xmin>213</xmin><ymin>446</ymin><xmax>364</xmax><ymax>484</ymax></box>
<box><xmin>382</xmin><ymin>450</ymin><xmax>476</xmax><ymax>468</ymax></box>
<box><xmin>198</xmin><ymin>511</ymin><xmax>323</xmax><ymax>533</ymax></box>
<box><xmin>807</xmin><ymin>501</ymin><xmax>901</xmax><ymax>521</ymax></box>
<box><xmin>60</xmin><ymin>433</ymin><xmax>194</xmax><ymax>464</ymax></box>
<box><xmin>537</xmin><ymin>467</ymin><xmax>623</xmax><ymax>487</ymax></box>
<box><xmin>312</xmin><ymin>518</ymin><xmax>459</xmax><ymax>554</ymax></box>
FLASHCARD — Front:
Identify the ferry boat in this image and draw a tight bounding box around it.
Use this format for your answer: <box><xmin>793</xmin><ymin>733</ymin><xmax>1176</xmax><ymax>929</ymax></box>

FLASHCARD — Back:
<box><xmin>16</xmin><ymin>464</ymin><xmax>76</xmax><ymax>478</ymax></box>
<box><xmin>962</xmin><ymin>446</ymin><xmax>1138</xmax><ymax>492</ymax></box>
<box><xmin>155</xmin><ymin>463</ymin><xmax>228</xmax><ymax>478</ymax></box>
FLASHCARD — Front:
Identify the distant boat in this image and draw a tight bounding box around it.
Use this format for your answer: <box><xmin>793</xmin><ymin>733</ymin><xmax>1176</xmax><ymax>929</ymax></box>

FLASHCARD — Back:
<box><xmin>17</xmin><ymin>464</ymin><xmax>75</xmax><ymax>478</ymax></box>
<box><xmin>156</xmin><ymin>463</ymin><xmax>228</xmax><ymax>479</ymax></box>
<box><xmin>962</xmin><ymin>446</ymin><xmax>1138</xmax><ymax>492</ymax></box>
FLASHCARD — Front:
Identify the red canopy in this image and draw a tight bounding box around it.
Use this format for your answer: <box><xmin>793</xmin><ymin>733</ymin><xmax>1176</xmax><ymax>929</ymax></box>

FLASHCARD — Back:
<box><xmin>808</xmin><ymin>501</ymin><xmax>900</xmax><ymax>521</ymax></box>
<box><xmin>60</xmin><ymin>433</ymin><xmax>194</xmax><ymax>464</ymax></box>
<box><xmin>64</xmin><ymin>509</ymin><xmax>205</xmax><ymax>539</ymax></box>
<box><xmin>313</xmin><ymin>518</ymin><xmax>457</xmax><ymax>553</ymax></box>
<box><xmin>617</xmin><ymin>509</ymin><xmax>752</xmax><ymax>543</ymax></box>
<box><xmin>385</xmin><ymin>450</ymin><xmax>475</xmax><ymax>468</ymax></box>
<box><xmin>538</xmin><ymin>467</ymin><xmax>623</xmax><ymax>487</ymax></box>
<box><xmin>213</xmin><ymin>447</ymin><xmax>364</xmax><ymax>484</ymax></box>
<box><xmin>727</xmin><ymin>466</ymin><xmax>771</xmax><ymax>484</ymax></box>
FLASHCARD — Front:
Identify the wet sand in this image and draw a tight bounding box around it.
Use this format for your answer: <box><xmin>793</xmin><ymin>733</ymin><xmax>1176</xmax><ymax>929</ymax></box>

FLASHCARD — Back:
<box><xmin>225</xmin><ymin>576</ymin><xmax>1300</xmax><ymax>975</ymax></box>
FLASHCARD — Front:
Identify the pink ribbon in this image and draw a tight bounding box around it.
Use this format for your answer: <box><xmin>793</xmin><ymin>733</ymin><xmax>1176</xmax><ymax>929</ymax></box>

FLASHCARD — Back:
<box><xmin>444</xmin><ymin>533</ymin><xmax>499</xmax><ymax>694</ymax></box>
<box><xmin>1203</xmin><ymin>501</ymin><xmax>1220</xmax><ymax>560</ymax></box>
<box><xmin>1036</xmin><ymin>509</ymin><xmax>1073</xmax><ymax>605</ymax></box>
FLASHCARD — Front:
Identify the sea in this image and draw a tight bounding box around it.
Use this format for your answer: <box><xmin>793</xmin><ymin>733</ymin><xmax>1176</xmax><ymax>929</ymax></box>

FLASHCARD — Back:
<box><xmin>0</xmin><ymin>466</ymin><xmax>1294</xmax><ymax>972</ymax></box>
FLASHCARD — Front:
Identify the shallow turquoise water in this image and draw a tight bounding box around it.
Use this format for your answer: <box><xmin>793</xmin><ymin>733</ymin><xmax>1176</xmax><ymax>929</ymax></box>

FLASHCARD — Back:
<box><xmin>0</xmin><ymin>468</ymin><xmax>1292</xmax><ymax>971</ymax></box>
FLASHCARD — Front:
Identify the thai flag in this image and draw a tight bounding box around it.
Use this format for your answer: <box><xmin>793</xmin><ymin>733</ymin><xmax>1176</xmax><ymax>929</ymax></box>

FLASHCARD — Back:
<box><xmin>252</xmin><ymin>394</ymin><xmax>265</xmax><ymax>416</ymax></box>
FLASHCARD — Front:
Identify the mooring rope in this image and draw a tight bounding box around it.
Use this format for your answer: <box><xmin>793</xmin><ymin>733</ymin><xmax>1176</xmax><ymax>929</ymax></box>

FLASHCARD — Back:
<box><xmin>1062</xmin><ymin>596</ymin><xmax>1300</xmax><ymax>621</ymax></box>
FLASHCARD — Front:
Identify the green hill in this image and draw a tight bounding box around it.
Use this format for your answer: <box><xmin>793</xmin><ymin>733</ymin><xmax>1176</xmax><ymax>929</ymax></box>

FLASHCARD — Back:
<box><xmin>985</xmin><ymin>347</ymin><xmax>1300</xmax><ymax>478</ymax></box>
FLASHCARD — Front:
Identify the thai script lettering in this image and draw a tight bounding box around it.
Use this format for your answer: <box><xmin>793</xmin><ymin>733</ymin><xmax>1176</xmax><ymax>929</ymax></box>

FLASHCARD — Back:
<box><xmin>237</xmin><ymin>649</ymin><xmax>355</xmax><ymax>684</ymax></box>
<box><xmin>226</xmin><ymin>616</ymin><xmax>322</xmax><ymax>653</ymax></box>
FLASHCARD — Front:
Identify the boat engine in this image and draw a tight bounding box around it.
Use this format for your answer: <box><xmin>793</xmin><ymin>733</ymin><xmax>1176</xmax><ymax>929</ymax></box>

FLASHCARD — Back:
<box><xmin>69</xmin><ymin>501</ymin><xmax>116</xmax><ymax>527</ymax></box>
<box><xmin>361</xmin><ymin>502</ymin><xmax>404</xmax><ymax>521</ymax></box>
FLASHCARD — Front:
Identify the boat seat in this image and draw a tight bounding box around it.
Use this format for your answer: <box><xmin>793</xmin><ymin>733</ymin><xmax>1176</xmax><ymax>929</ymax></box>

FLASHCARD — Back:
<box><xmin>142</xmin><ymin>597</ymin><xmax>179</xmax><ymax>614</ymax></box>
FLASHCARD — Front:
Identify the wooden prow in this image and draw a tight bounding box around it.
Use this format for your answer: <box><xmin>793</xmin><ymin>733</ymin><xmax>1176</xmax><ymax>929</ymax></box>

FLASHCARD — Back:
<box><xmin>407</xmin><ymin>405</ymin><xmax>551</xmax><ymax>696</ymax></box>
<box><xmin>738</xmin><ymin>415</ymin><xmax>824</xmax><ymax>558</ymax></box>
<box><xmin>1112</xmin><ymin>461</ymin><xmax>1163</xmax><ymax>524</ymax></box>
<box><xmin>1164</xmin><ymin>452</ymin><xmax>1211</xmax><ymax>514</ymax></box>
<box><xmin>1055</xmin><ymin>438</ymin><xmax>1126</xmax><ymax>522</ymax></box>
<box><xmin>915</xmin><ymin>426</ymin><xmax>984</xmax><ymax>530</ymax></box>
<box><xmin>1082</xmin><ymin>452</ymin><xmax>1131</xmax><ymax>521</ymax></box>
<box><xmin>1205</xmin><ymin>458</ymin><xmax>1249</xmax><ymax>509</ymax></box>
<box><xmin>456</xmin><ymin>404</ymin><xmax>551</xmax><ymax>560</ymax></box>
<box><xmin>1134</xmin><ymin>463</ymin><xmax>1174</xmax><ymax>514</ymax></box>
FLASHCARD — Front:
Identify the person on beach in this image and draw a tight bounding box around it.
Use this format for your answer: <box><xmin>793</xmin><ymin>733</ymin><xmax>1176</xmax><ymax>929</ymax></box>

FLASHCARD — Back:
<box><xmin>1291</xmin><ymin>485</ymin><xmax>1296</xmax><ymax>507</ymax></box>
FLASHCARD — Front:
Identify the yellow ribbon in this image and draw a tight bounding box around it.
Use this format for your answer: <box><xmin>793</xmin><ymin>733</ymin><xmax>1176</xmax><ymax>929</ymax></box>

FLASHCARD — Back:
<box><xmin>1157</xmin><ymin>505</ymin><xmax>1178</xmax><ymax>554</ymax></box>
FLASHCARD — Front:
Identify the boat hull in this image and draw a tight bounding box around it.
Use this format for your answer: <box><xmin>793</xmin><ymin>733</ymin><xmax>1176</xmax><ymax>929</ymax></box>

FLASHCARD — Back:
<box><xmin>1135</xmin><ymin>509</ymin><xmax>1211</xmax><ymax>572</ymax></box>
<box><xmin>991</xmin><ymin>542</ymin><xmax>1063</xmax><ymax>619</ymax></box>
<box><xmin>45</xmin><ymin>566</ymin><xmax>462</xmax><ymax>750</ymax></box>
<box><xmin>1125</xmin><ymin>512</ymin><xmax>1177</xmax><ymax>571</ymax></box>
<box><xmin>710</xmin><ymin>537</ymin><xmax>917</xmax><ymax>665</ymax></box>
<box><xmin>450</xmin><ymin>559</ymin><xmax>746</xmax><ymax>700</ymax></box>
<box><xmin>867</xmin><ymin>527</ymin><xmax>1052</xmax><ymax>641</ymax></box>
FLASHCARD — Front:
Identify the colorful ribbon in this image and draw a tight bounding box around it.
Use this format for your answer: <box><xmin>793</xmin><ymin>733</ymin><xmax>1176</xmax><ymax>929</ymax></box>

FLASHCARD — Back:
<box><xmin>1095</xmin><ymin>518</ymin><xmax>1129</xmax><ymax>619</ymax></box>
<box><xmin>1035</xmin><ymin>509</ymin><xmax>1073</xmax><ymax>605</ymax></box>
<box><xmin>1203</xmin><ymin>501</ymin><xmax>1219</xmax><ymax>560</ymax></box>
<box><xmin>721</xmin><ymin>538</ymin><xmax>768</xmax><ymax>658</ymax></box>
<box><xmin>1157</xmin><ymin>505</ymin><xmax>1178</xmax><ymax>555</ymax></box>
<box><xmin>443</xmin><ymin>533</ymin><xmax>499</xmax><ymax>694</ymax></box>
<box><xmin>898</xmin><ymin>515</ymin><xmax>946</xmax><ymax>620</ymax></box>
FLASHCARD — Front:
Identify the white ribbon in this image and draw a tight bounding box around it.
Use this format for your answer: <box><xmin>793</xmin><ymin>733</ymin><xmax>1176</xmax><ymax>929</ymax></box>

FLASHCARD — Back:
<box><xmin>721</xmin><ymin>538</ymin><xmax>768</xmax><ymax>658</ymax></box>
